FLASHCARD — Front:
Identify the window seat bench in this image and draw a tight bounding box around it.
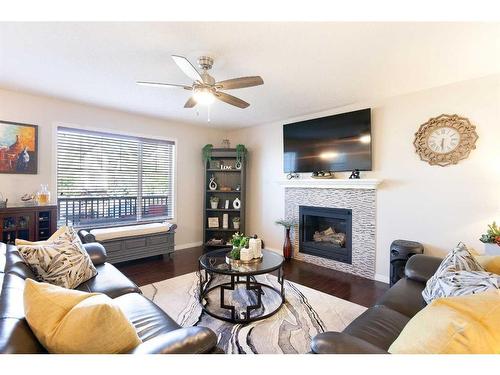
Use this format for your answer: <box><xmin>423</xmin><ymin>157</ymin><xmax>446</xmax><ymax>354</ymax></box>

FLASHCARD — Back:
<box><xmin>78</xmin><ymin>222</ymin><xmax>177</xmax><ymax>264</ymax></box>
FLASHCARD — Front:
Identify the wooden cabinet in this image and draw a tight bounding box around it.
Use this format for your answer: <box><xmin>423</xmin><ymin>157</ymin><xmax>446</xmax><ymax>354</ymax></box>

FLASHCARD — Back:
<box><xmin>0</xmin><ymin>205</ymin><xmax>57</xmax><ymax>244</ymax></box>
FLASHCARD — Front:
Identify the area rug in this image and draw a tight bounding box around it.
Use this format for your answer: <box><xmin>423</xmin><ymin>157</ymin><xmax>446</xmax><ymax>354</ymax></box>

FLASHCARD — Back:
<box><xmin>140</xmin><ymin>272</ymin><xmax>366</xmax><ymax>354</ymax></box>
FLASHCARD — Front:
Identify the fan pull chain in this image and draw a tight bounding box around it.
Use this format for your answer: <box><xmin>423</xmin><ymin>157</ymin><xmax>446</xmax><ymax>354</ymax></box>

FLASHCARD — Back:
<box><xmin>207</xmin><ymin>105</ymin><xmax>211</xmax><ymax>123</ymax></box>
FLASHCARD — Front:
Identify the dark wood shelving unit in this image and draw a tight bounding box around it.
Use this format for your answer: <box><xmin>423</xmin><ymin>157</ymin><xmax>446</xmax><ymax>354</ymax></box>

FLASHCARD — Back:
<box><xmin>203</xmin><ymin>148</ymin><xmax>246</xmax><ymax>252</ymax></box>
<box><xmin>0</xmin><ymin>204</ymin><xmax>57</xmax><ymax>244</ymax></box>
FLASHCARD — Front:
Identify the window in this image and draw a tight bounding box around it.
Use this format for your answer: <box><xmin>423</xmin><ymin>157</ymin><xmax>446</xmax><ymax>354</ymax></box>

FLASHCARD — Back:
<box><xmin>57</xmin><ymin>126</ymin><xmax>174</xmax><ymax>227</ymax></box>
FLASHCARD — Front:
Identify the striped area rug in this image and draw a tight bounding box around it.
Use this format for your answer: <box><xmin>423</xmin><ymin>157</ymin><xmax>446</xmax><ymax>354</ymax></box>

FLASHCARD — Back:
<box><xmin>140</xmin><ymin>272</ymin><xmax>366</xmax><ymax>354</ymax></box>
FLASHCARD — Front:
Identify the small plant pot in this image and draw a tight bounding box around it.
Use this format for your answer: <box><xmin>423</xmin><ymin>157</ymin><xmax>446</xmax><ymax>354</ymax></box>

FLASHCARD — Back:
<box><xmin>210</xmin><ymin>201</ymin><xmax>218</xmax><ymax>209</ymax></box>
<box><xmin>233</xmin><ymin>222</ymin><xmax>240</xmax><ymax>230</ymax></box>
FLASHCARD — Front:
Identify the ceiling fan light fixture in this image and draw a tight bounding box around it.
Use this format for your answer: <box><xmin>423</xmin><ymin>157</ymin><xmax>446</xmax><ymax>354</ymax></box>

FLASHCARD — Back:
<box><xmin>193</xmin><ymin>87</ymin><xmax>215</xmax><ymax>105</ymax></box>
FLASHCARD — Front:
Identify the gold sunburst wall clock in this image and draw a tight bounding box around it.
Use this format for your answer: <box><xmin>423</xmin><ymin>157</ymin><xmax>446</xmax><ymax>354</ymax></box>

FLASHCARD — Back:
<box><xmin>413</xmin><ymin>114</ymin><xmax>479</xmax><ymax>167</ymax></box>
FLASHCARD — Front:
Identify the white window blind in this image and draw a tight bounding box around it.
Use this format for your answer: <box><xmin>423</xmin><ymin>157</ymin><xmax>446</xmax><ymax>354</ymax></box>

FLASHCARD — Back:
<box><xmin>57</xmin><ymin>127</ymin><xmax>174</xmax><ymax>227</ymax></box>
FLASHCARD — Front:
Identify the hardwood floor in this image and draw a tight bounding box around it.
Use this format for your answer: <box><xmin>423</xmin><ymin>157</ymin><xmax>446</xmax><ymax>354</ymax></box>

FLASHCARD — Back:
<box><xmin>116</xmin><ymin>246</ymin><xmax>389</xmax><ymax>308</ymax></box>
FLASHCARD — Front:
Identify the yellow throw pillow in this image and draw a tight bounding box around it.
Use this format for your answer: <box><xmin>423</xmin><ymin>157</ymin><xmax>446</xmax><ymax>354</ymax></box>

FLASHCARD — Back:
<box><xmin>24</xmin><ymin>279</ymin><xmax>141</xmax><ymax>354</ymax></box>
<box><xmin>15</xmin><ymin>227</ymin><xmax>67</xmax><ymax>246</ymax></box>
<box><xmin>475</xmin><ymin>255</ymin><xmax>500</xmax><ymax>275</ymax></box>
<box><xmin>389</xmin><ymin>290</ymin><xmax>500</xmax><ymax>354</ymax></box>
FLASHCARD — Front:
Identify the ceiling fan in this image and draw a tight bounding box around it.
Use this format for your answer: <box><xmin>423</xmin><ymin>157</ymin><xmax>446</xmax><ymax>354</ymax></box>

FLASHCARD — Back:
<box><xmin>137</xmin><ymin>55</ymin><xmax>264</xmax><ymax>109</ymax></box>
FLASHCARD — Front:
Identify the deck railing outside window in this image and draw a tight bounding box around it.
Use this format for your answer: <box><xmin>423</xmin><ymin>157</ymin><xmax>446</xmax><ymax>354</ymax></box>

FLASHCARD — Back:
<box><xmin>57</xmin><ymin>126</ymin><xmax>174</xmax><ymax>227</ymax></box>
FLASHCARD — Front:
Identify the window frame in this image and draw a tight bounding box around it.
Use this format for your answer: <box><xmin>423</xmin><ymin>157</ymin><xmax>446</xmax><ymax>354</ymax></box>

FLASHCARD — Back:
<box><xmin>54</xmin><ymin>122</ymin><xmax>177</xmax><ymax>227</ymax></box>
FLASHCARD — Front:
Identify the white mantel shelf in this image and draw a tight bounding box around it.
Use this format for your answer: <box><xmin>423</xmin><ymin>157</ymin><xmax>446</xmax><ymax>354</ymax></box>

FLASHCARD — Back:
<box><xmin>276</xmin><ymin>178</ymin><xmax>382</xmax><ymax>189</ymax></box>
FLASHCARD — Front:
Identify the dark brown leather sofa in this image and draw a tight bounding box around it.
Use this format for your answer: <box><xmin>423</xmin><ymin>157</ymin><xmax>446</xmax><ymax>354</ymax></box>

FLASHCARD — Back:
<box><xmin>311</xmin><ymin>254</ymin><xmax>443</xmax><ymax>354</ymax></box>
<box><xmin>0</xmin><ymin>242</ymin><xmax>219</xmax><ymax>354</ymax></box>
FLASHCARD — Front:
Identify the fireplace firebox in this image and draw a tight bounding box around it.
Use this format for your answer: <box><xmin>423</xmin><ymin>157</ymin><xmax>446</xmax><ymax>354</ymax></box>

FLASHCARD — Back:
<box><xmin>299</xmin><ymin>206</ymin><xmax>352</xmax><ymax>264</ymax></box>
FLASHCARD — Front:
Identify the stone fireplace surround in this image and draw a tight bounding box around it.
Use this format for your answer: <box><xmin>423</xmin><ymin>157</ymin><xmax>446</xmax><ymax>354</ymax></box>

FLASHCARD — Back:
<box><xmin>280</xmin><ymin>179</ymin><xmax>381</xmax><ymax>280</ymax></box>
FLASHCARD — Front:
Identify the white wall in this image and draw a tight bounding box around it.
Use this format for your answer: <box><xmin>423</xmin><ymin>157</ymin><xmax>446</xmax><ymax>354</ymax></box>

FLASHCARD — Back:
<box><xmin>0</xmin><ymin>88</ymin><xmax>225</xmax><ymax>248</ymax></box>
<box><xmin>227</xmin><ymin>75</ymin><xmax>500</xmax><ymax>281</ymax></box>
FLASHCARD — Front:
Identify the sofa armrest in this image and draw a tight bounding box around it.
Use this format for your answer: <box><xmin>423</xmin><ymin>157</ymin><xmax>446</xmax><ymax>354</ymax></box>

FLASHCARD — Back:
<box><xmin>311</xmin><ymin>332</ymin><xmax>388</xmax><ymax>354</ymax></box>
<box><xmin>130</xmin><ymin>327</ymin><xmax>218</xmax><ymax>354</ymax></box>
<box><xmin>82</xmin><ymin>242</ymin><xmax>107</xmax><ymax>266</ymax></box>
<box><xmin>404</xmin><ymin>254</ymin><xmax>442</xmax><ymax>283</ymax></box>
<box><xmin>78</xmin><ymin>229</ymin><xmax>96</xmax><ymax>243</ymax></box>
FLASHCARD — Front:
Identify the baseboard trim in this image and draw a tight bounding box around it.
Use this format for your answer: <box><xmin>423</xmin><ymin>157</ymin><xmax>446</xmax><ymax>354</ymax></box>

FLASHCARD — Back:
<box><xmin>374</xmin><ymin>274</ymin><xmax>390</xmax><ymax>284</ymax></box>
<box><xmin>174</xmin><ymin>241</ymin><xmax>203</xmax><ymax>251</ymax></box>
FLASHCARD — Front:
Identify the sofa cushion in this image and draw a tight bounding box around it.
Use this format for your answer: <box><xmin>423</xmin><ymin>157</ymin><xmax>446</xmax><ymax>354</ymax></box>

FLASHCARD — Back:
<box><xmin>90</xmin><ymin>222</ymin><xmax>174</xmax><ymax>242</ymax></box>
<box><xmin>376</xmin><ymin>278</ymin><xmax>426</xmax><ymax>318</ymax></box>
<box><xmin>389</xmin><ymin>290</ymin><xmax>500</xmax><ymax>354</ymax></box>
<box><xmin>113</xmin><ymin>292</ymin><xmax>181</xmax><ymax>342</ymax></box>
<box><xmin>24</xmin><ymin>279</ymin><xmax>142</xmax><ymax>354</ymax></box>
<box><xmin>17</xmin><ymin>227</ymin><xmax>97</xmax><ymax>288</ymax></box>
<box><xmin>75</xmin><ymin>262</ymin><xmax>141</xmax><ymax>298</ymax></box>
<box><xmin>422</xmin><ymin>242</ymin><xmax>496</xmax><ymax>303</ymax></box>
<box><xmin>475</xmin><ymin>255</ymin><xmax>500</xmax><ymax>274</ymax></box>
<box><xmin>344</xmin><ymin>305</ymin><xmax>411</xmax><ymax>351</ymax></box>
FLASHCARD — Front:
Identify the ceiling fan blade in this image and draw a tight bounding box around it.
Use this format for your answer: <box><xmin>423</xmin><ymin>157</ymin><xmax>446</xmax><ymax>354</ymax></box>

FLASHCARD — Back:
<box><xmin>216</xmin><ymin>76</ymin><xmax>264</xmax><ymax>90</ymax></box>
<box><xmin>171</xmin><ymin>55</ymin><xmax>203</xmax><ymax>82</ymax></box>
<box><xmin>184</xmin><ymin>96</ymin><xmax>197</xmax><ymax>108</ymax></box>
<box><xmin>215</xmin><ymin>92</ymin><xmax>250</xmax><ymax>109</ymax></box>
<box><xmin>136</xmin><ymin>81</ymin><xmax>192</xmax><ymax>90</ymax></box>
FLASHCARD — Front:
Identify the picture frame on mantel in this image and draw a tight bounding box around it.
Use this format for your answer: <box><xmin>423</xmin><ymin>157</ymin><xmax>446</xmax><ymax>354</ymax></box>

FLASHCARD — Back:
<box><xmin>0</xmin><ymin>120</ymin><xmax>38</xmax><ymax>174</ymax></box>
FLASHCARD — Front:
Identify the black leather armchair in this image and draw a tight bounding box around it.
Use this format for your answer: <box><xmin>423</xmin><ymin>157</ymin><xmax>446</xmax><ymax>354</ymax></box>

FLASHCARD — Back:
<box><xmin>310</xmin><ymin>254</ymin><xmax>442</xmax><ymax>354</ymax></box>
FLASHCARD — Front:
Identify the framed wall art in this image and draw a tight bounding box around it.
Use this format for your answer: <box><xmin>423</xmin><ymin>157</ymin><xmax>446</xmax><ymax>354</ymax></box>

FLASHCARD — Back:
<box><xmin>0</xmin><ymin>120</ymin><xmax>38</xmax><ymax>174</ymax></box>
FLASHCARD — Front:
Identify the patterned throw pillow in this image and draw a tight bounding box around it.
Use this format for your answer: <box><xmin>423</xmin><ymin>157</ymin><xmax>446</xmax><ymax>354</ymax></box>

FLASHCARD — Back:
<box><xmin>17</xmin><ymin>226</ymin><xmax>97</xmax><ymax>289</ymax></box>
<box><xmin>422</xmin><ymin>242</ymin><xmax>500</xmax><ymax>304</ymax></box>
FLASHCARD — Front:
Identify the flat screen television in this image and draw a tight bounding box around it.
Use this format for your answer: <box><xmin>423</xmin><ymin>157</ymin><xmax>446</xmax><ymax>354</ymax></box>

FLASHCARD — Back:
<box><xmin>283</xmin><ymin>108</ymin><xmax>372</xmax><ymax>173</ymax></box>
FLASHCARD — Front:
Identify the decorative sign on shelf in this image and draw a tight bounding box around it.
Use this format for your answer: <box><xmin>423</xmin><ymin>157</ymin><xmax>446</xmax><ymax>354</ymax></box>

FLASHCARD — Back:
<box><xmin>413</xmin><ymin>114</ymin><xmax>478</xmax><ymax>167</ymax></box>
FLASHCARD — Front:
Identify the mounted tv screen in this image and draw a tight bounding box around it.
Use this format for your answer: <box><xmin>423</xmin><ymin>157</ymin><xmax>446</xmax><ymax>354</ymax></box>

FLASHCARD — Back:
<box><xmin>283</xmin><ymin>109</ymin><xmax>372</xmax><ymax>173</ymax></box>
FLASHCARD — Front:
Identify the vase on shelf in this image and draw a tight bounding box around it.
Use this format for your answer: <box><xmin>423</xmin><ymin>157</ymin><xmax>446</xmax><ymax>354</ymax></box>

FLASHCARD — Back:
<box><xmin>283</xmin><ymin>228</ymin><xmax>292</xmax><ymax>260</ymax></box>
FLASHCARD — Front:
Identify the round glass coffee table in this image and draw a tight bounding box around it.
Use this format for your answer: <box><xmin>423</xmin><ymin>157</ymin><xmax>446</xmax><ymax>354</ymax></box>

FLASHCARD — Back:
<box><xmin>198</xmin><ymin>249</ymin><xmax>285</xmax><ymax>323</ymax></box>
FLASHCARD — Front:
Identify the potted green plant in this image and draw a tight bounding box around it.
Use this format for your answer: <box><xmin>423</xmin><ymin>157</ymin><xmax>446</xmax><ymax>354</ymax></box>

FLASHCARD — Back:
<box><xmin>275</xmin><ymin>219</ymin><xmax>295</xmax><ymax>260</ymax></box>
<box><xmin>235</xmin><ymin>144</ymin><xmax>247</xmax><ymax>169</ymax></box>
<box><xmin>232</xmin><ymin>216</ymin><xmax>241</xmax><ymax>230</ymax></box>
<box><xmin>229</xmin><ymin>232</ymin><xmax>249</xmax><ymax>260</ymax></box>
<box><xmin>480</xmin><ymin>221</ymin><xmax>500</xmax><ymax>254</ymax></box>
<box><xmin>209</xmin><ymin>196</ymin><xmax>219</xmax><ymax>209</ymax></box>
<box><xmin>202</xmin><ymin>144</ymin><xmax>213</xmax><ymax>167</ymax></box>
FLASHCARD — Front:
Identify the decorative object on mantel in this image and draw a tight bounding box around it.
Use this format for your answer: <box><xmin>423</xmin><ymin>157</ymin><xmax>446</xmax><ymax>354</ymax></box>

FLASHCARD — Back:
<box><xmin>221</xmin><ymin>139</ymin><xmax>231</xmax><ymax>149</ymax></box>
<box><xmin>312</xmin><ymin>171</ymin><xmax>335</xmax><ymax>179</ymax></box>
<box><xmin>208</xmin><ymin>175</ymin><xmax>218</xmax><ymax>190</ymax></box>
<box><xmin>224</xmin><ymin>200</ymin><xmax>230</xmax><ymax>209</ymax></box>
<box><xmin>232</xmin><ymin>217</ymin><xmax>240</xmax><ymax>230</ymax></box>
<box><xmin>286</xmin><ymin>172</ymin><xmax>300</xmax><ymax>180</ymax></box>
<box><xmin>222</xmin><ymin>213</ymin><xmax>229</xmax><ymax>229</ymax></box>
<box><xmin>220</xmin><ymin>186</ymin><xmax>231</xmax><ymax>192</ymax></box>
<box><xmin>275</xmin><ymin>219</ymin><xmax>294</xmax><ymax>260</ymax></box>
<box><xmin>480</xmin><ymin>221</ymin><xmax>500</xmax><ymax>255</ymax></box>
<box><xmin>235</xmin><ymin>184</ymin><xmax>241</xmax><ymax>191</ymax></box>
<box><xmin>221</xmin><ymin>164</ymin><xmax>233</xmax><ymax>170</ymax></box>
<box><xmin>0</xmin><ymin>120</ymin><xmax>38</xmax><ymax>175</ymax></box>
<box><xmin>349</xmin><ymin>169</ymin><xmax>360</xmax><ymax>179</ymax></box>
<box><xmin>232</xmin><ymin>197</ymin><xmax>241</xmax><ymax>209</ymax></box>
<box><xmin>202</xmin><ymin>144</ymin><xmax>213</xmax><ymax>165</ymax></box>
<box><xmin>209</xmin><ymin>196</ymin><xmax>219</xmax><ymax>209</ymax></box>
<box><xmin>413</xmin><ymin>114</ymin><xmax>478</xmax><ymax>167</ymax></box>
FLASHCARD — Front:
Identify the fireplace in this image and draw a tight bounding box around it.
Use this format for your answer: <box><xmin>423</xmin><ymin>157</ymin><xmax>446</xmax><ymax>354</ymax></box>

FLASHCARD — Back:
<box><xmin>299</xmin><ymin>206</ymin><xmax>352</xmax><ymax>264</ymax></box>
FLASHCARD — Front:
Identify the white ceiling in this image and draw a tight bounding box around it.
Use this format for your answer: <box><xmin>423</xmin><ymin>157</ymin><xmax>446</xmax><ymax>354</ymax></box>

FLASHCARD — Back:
<box><xmin>0</xmin><ymin>22</ymin><xmax>499</xmax><ymax>128</ymax></box>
